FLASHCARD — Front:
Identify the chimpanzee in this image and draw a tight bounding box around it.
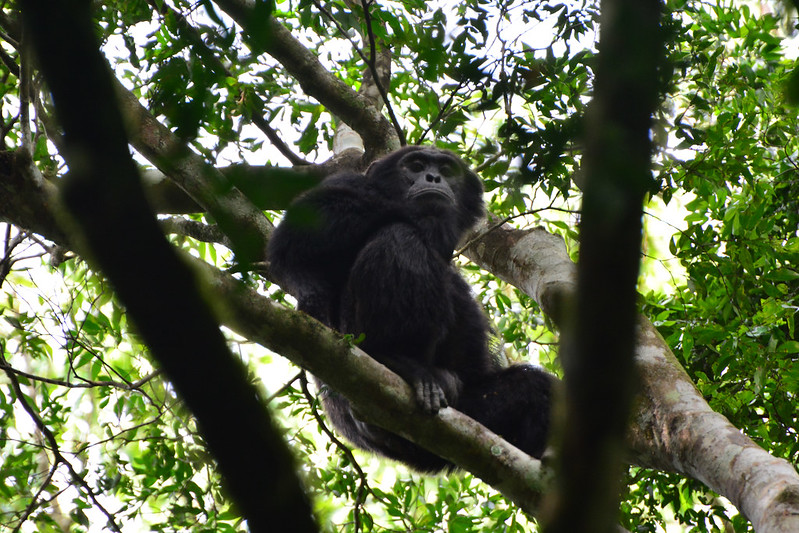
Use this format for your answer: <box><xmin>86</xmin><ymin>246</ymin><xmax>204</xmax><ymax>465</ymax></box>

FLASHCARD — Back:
<box><xmin>268</xmin><ymin>146</ymin><xmax>555</xmax><ymax>472</ymax></box>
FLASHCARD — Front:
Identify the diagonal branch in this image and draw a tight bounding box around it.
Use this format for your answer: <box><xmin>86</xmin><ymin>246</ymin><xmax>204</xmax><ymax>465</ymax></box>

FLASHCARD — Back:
<box><xmin>213</xmin><ymin>0</ymin><xmax>400</xmax><ymax>154</ymax></box>
<box><xmin>149</xmin><ymin>0</ymin><xmax>309</xmax><ymax>166</ymax></box>
<box><xmin>19</xmin><ymin>2</ymin><xmax>316</xmax><ymax>531</ymax></box>
<box><xmin>113</xmin><ymin>78</ymin><xmax>273</xmax><ymax>262</ymax></box>
<box><xmin>311</xmin><ymin>0</ymin><xmax>405</xmax><ymax>146</ymax></box>
<box><xmin>191</xmin><ymin>253</ymin><xmax>553</xmax><ymax>514</ymax></box>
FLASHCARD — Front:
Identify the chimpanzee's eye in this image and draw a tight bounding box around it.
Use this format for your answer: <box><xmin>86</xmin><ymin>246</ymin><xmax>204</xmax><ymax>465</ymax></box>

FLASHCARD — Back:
<box><xmin>408</xmin><ymin>160</ymin><xmax>425</xmax><ymax>173</ymax></box>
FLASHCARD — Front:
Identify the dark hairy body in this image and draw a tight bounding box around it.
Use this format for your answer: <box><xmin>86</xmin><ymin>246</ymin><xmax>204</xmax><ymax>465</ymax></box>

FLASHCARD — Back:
<box><xmin>268</xmin><ymin>146</ymin><xmax>555</xmax><ymax>472</ymax></box>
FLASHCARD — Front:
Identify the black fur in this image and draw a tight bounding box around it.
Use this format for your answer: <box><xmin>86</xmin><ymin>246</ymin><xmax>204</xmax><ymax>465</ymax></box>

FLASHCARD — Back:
<box><xmin>268</xmin><ymin>146</ymin><xmax>554</xmax><ymax>472</ymax></box>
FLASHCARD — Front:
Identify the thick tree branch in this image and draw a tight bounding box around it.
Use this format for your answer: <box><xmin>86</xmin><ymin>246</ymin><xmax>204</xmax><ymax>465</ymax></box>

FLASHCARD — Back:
<box><xmin>0</xmin><ymin>152</ymin><xmax>355</xmax><ymax>240</ymax></box>
<box><xmin>0</xmin><ymin>150</ymin><xmax>65</xmax><ymax>244</ymax></box>
<box><xmin>19</xmin><ymin>2</ymin><xmax>315</xmax><ymax>532</ymax></box>
<box><xmin>629</xmin><ymin>321</ymin><xmax>799</xmax><ymax>533</ymax></box>
<box><xmin>141</xmin><ymin>165</ymin><xmax>324</xmax><ymax>214</ymax></box>
<box><xmin>190</xmin><ymin>254</ymin><xmax>553</xmax><ymax>515</ymax></box>
<box><xmin>113</xmin><ymin>79</ymin><xmax>272</xmax><ymax>262</ymax></box>
<box><xmin>463</xmin><ymin>223</ymin><xmax>799</xmax><ymax>533</ymax></box>
<box><xmin>159</xmin><ymin>216</ymin><xmax>232</xmax><ymax>247</ymax></box>
<box><xmin>465</xmin><ymin>218</ymin><xmax>577</xmax><ymax>324</ymax></box>
<box><xmin>544</xmin><ymin>1</ymin><xmax>664</xmax><ymax>531</ymax></box>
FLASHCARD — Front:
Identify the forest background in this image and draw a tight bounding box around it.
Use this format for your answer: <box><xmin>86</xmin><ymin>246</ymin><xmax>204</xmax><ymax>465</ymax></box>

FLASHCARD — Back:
<box><xmin>0</xmin><ymin>0</ymin><xmax>798</xmax><ymax>532</ymax></box>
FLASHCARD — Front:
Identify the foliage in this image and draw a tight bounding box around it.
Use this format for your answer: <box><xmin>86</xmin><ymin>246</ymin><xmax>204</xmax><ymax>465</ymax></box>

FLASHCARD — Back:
<box><xmin>0</xmin><ymin>0</ymin><xmax>797</xmax><ymax>531</ymax></box>
<box><xmin>651</xmin><ymin>0</ymin><xmax>799</xmax><ymax>465</ymax></box>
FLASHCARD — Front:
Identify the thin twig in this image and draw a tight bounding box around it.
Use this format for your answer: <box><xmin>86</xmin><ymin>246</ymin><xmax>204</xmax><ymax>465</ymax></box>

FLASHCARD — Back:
<box><xmin>455</xmin><ymin>201</ymin><xmax>577</xmax><ymax>256</ymax></box>
<box><xmin>312</xmin><ymin>0</ymin><xmax>405</xmax><ymax>145</ymax></box>
<box><xmin>360</xmin><ymin>0</ymin><xmax>406</xmax><ymax>145</ymax></box>
<box><xmin>1</xmin><ymin>343</ymin><xmax>123</xmax><ymax>532</ymax></box>
<box><xmin>299</xmin><ymin>372</ymin><xmax>378</xmax><ymax>532</ymax></box>
<box><xmin>159</xmin><ymin>216</ymin><xmax>233</xmax><ymax>248</ymax></box>
<box><xmin>12</xmin><ymin>463</ymin><xmax>59</xmax><ymax>533</ymax></box>
<box><xmin>0</xmin><ymin>361</ymin><xmax>162</xmax><ymax>391</ymax></box>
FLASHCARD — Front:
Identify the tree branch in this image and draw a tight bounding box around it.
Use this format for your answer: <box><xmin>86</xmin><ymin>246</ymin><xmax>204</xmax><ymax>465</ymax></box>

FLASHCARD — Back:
<box><xmin>213</xmin><ymin>0</ymin><xmax>401</xmax><ymax>155</ymax></box>
<box><xmin>628</xmin><ymin>320</ymin><xmax>799</xmax><ymax>533</ymax></box>
<box><xmin>148</xmin><ymin>0</ymin><xmax>310</xmax><ymax>166</ymax></box>
<box><xmin>0</xmin><ymin>150</ymin><xmax>65</xmax><ymax>244</ymax></box>
<box><xmin>159</xmin><ymin>216</ymin><xmax>233</xmax><ymax>248</ymax></box>
<box><xmin>358</xmin><ymin>0</ymin><xmax>406</xmax><ymax>146</ymax></box>
<box><xmin>313</xmin><ymin>0</ymin><xmax>405</xmax><ymax>151</ymax></box>
<box><xmin>462</xmin><ymin>221</ymin><xmax>799</xmax><ymax>533</ymax></box>
<box><xmin>544</xmin><ymin>0</ymin><xmax>664</xmax><ymax>531</ymax></box>
<box><xmin>113</xmin><ymin>78</ymin><xmax>272</xmax><ymax>263</ymax></box>
<box><xmin>19</xmin><ymin>2</ymin><xmax>316</xmax><ymax>531</ymax></box>
<box><xmin>142</xmin><ymin>164</ymin><xmax>325</xmax><ymax>214</ymax></box>
<box><xmin>0</xmin><ymin>359</ymin><xmax>162</xmax><ymax>391</ymax></box>
<box><xmin>191</xmin><ymin>253</ymin><xmax>553</xmax><ymax>515</ymax></box>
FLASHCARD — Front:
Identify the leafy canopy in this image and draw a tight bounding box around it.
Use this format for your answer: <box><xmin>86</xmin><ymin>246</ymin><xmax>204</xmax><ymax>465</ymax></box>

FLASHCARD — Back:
<box><xmin>0</xmin><ymin>1</ymin><xmax>797</xmax><ymax>531</ymax></box>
